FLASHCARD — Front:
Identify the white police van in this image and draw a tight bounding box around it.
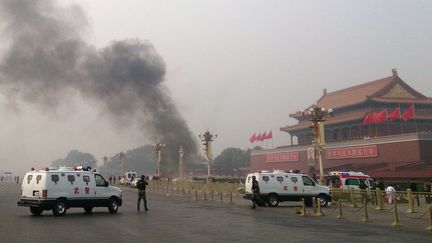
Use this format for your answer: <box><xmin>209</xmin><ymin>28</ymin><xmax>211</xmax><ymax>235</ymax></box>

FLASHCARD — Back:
<box><xmin>17</xmin><ymin>166</ymin><xmax>122</xmax><ymax>216</ymax></box>
<box><xmin>244</xmin><ymin>170</ymin><xmax>332</xmax><ymax>207</ymax></box>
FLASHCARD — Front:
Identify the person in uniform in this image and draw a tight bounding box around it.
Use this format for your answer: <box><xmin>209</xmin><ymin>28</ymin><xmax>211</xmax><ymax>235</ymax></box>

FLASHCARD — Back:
<box><xmin>137</xmin><ymin>175</ymin><xmax>149</xmax><ymax>211</ymax></box>
<box><xmin>359</xmin><ymin>180</ymin><xmax>368</xmax><ymax>203</ymax></box>
<box><xmin>251</xmin><ymin>175</ymin><xmax>260</xmax><ymax>209</ymax></box>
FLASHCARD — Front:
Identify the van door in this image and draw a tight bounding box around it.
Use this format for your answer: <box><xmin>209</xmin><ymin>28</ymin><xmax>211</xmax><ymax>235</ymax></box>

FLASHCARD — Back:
<box><xmin>94</xmin><ymin>174</ymin><xmax>109</xmax><ymax>204</ymax></box>
<box><xmin>302</xmin><ymin>175</ymin><xmax>317</xmax><ymax>196</ymax></box>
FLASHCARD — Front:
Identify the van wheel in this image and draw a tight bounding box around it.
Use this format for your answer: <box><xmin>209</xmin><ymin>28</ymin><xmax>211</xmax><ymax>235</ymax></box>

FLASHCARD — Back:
<box><xmin>30</xmin><ymin>207</ymin><xmax>43</xmax><ymax>216</ymax></box>
<box><xmin>52</xmin><ymin>199</ymin><xmax>67</xmax><ymax>216</ymax></box>
<box><xmin>267</xmin><ymin>194</ymin><xmax>279</xmax><ymax>207</ymax></box>
<box><xmin>108</xmin><ymin>197</ymin><xmax>119</xmax><ymax>214</ymax></box>
<box><xmin>318</xmin><ymin>194</ymin><xmax>328</xmax><ymax>207</ymax></box>
<box><xmin>84</xmin><ymin>207</ymin><xmax>93</xmax><ymax>214</ymax></box>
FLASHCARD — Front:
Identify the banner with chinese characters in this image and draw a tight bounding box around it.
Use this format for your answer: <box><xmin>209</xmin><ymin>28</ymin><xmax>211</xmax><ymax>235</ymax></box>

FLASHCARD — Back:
<box><xmin>325</xmin><ymin>145</ymin><xmax>378</xmax><ymax>160</ymax></box>
<box><xmin>266</xmin><ymin>151</ymin><xmax>300</xmax><ymax>163</ymax></box>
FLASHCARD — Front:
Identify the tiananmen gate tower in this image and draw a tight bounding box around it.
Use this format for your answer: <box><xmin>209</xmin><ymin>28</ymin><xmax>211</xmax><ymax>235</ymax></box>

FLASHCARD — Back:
<box><xmin>250</xmin><ymin>69</ymin><xmax>432</xmax><ymax>180</ymax></box>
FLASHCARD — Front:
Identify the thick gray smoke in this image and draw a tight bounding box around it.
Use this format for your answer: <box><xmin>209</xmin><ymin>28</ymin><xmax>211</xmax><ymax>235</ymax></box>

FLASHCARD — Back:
<box><xmin>0</xmin><ymin>0</ymin><xmax>197</xmax><ymax>174</ymax></box>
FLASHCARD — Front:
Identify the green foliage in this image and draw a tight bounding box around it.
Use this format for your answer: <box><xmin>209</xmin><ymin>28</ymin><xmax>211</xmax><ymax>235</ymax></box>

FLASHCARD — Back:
<box><xmin>102</xmin><ymin>145</ymin><xmax>157</xmax><ymax>176</ymax></box>
<box><xmin>51</xmin><ymin>150</ymin><xmax>97</xmax><ymax>168</ymax></box>
<box><xmin>213</xmin><ymin>147</ymin><xmax>251</xmax><ymax>171</ymax></box>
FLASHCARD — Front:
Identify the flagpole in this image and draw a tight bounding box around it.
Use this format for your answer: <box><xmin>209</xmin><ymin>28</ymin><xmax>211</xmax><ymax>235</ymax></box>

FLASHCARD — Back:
<box><xmin>414</xmin><ymin>104</ymin><xmax>418</xmax><ymax>133</ymax></box>
<box><xmin>386</xmin><ymin>109</ymin><xmax>390</xmax><ymax>136</ymax></box>
<box><xmin>374</xmin><ymin>112</ymin><xmax>378</xmax><ymax>137</ymax></box>
<box><xmin>399</xmin><ymin>104</ymin><xmax>404</xmax><ymax>134</ymax></box>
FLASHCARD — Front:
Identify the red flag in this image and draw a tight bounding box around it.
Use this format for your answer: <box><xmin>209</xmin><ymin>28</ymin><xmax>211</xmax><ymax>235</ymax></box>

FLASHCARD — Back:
<box><xmin>373</xmin><ymin>110</ymin><xmax>387</xmax><ymax>124</ymax></box>
<box><xmin>261</xmin><ymin>132</ymin><xmax>267</xmax><ymax>141</ymax></box>
<box><xmin>265</xmin><ymin>131</ymin><xmax>273</xmax><ymax>139</ymax></box>
<box><xmin>363</xmin><ymin>113</ymin><xmax>374</xmax><ymax>125</ymax></box>
<box><xmin>249</xmin><ymin>133</ymin><xmax>256</xmax><ymax>143</ymax></box>
<box><xmin>256</xmin><ymin>133</ymin><xmax>262</xmax><ymax>142</ymax></box>
<box><xmin>388</xmin><ymin>107</ymin><xmax>401</xmax><ymax>122</ymax></box>
<box><xmin>402</xmin><ymin>104</ymin><xmax>415</xmax><ymax>122</ymax></box>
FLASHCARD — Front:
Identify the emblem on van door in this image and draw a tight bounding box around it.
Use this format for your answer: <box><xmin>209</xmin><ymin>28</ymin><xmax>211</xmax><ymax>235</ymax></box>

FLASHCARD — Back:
<box><xmin>85</xmin><ymin>187</ymin><xmax>90</xmax><ymax>194</ymax></box>
<box><xmin>74</xmin><ymin>187</ymin><xmax>79</xmax><ymax>194</ymax></box>
<box><xmin>293</xmin><ymin>186</ymin><xmax>298</xmax><ymax>191</ymax></box>
<box><xmin>284</xmin><ymin>186</ymin><xmax>288</xmax><ymax>191</ymax></box>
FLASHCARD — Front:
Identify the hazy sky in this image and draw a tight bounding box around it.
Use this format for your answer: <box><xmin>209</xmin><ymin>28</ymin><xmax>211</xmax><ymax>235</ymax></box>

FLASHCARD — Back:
<box><xmin>1</xmin><ymin>0</ymin><xmax>431</xmax><ymax>174</ymax></box>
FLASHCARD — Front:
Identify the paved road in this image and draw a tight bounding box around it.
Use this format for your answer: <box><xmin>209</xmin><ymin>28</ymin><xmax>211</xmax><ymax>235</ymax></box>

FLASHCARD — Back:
<box><xmin>1</xmin><ymin>183</ymin><xmax>431</xmax><ymax>243</ymax></box>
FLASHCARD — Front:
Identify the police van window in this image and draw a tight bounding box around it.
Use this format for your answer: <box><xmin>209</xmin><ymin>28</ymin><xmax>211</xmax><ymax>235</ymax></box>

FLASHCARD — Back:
<box><xmin>302</xmin><ymin>176</ymin><xmax>315</xmax><ymax>186</ymax></box>
<box><xmin>291</xmin><ymin>177</ymin><xmax>298</xmax><ymax>183</ymax></box>
<box><xmin>36</xmin><ymin>175</ymin><xmax>42</xmax><ymax>184</ymax></box>
<box><xmin>83</xmin><ymin>175</ymin><xmax>90</xmax><ymax>183</ymax></box>
<box><xmin>27</xmin><ymin>175</ymin><xmax>33</xmax><ymax>181</ymax></box>
<box><xmin>262</xmin><ymin>176</ymin><xmax>270</xmax><ymax>183</ymax></box>
<box><xmin>67</xmin><ymin>175</ymin><xmax>75</xmax><ymax>185</ymax></box>
<box><xmin>345</xmin><ymin>178</ymin><xmax>359</xmax><ymax>186</ymax></box>
<box><xmin>277</xmin><ymin>176</ymin><xmax>284</xmax><ymax>183</ymax></box>
<box><xmin>51</xmin><ymin>175</ymin><xmax>59</xmax><ymax>184</ymax></box>
<box><xmin>95</xmin><ymin>174</ymin><xmax>106</xmax><ymax>187</ymax></box>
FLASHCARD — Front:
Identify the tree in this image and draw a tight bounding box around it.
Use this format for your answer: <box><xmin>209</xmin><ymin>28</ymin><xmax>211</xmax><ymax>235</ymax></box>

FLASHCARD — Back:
<box><xmin>51</xmin><ymin>150</ymin><xmax>97</xmax><ymax>168</ymax></box>
<box><xmin>213</xmin><ymin>147</ymin><xmax>251</xmax><ymax>173</ymax></box>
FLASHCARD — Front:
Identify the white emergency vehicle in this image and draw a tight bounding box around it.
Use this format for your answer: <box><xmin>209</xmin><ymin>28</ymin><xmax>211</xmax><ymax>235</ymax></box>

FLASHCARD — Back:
<box><xmin>17</xmin><ymin>166</ymin><xmax>123</xmax><ymax>216</ymax></box>
<box><xmin>120</xmin><ymin>171</ymin><xmax>137</xmax><ymax>186</ymax></box>
<box><xmin>244</xmin><ymin>170</ymin><xmax>332</xmax><ymax>207</ymax></box>
<box><xmin>326</xmin><ymin>171</ymin><xmax>374</xmax><ymax>190</ymax></box>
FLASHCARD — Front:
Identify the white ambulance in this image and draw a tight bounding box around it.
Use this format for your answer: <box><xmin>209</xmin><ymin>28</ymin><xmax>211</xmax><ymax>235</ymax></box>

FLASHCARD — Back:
<box><xmin>244</xmin><ymin>170</ymin><xmax>332</xmax><ymax>207</ymax></box>
<box><xmin>17</xmin><ymin>166</ymin><xmax>123</xmax><ymax>216</ymax></box>
<box><xmin>326</xmin><ymin>171</ymin><xmax>374</xmax><ymax>190</ymax></box>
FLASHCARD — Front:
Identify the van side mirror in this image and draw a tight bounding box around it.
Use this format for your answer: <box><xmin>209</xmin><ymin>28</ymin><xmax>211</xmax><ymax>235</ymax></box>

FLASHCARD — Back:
<box><xmin>105</xmin><ymin>181</ymin><xmax>109</xmax><ymax>187</ymax></box>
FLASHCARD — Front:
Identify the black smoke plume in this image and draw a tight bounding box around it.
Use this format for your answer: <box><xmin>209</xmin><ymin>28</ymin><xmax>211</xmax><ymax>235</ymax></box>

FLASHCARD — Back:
<box><xmin>0</xmin><ymin>0</ymin><xmax>197</xmax><ymax>174</ymax></box>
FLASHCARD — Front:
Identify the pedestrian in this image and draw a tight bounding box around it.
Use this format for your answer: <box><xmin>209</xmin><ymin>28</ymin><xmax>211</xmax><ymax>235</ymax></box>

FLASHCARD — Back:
<box><xmin>251</xmin><ymin>175</ymin><xmax>260</xmax><ymax>209</ymax></box>
<box><xmin>359</xmin><ymin>180</ymin><xmax>368</xmax><ymax>203</ymax></box>
<box><xmin>385</xmin><ymin>184</ymin><xmax>397</xmax><ymax>204</ymax></box>
<box><xmin>378</xmin><ymin>178</ymin><xmax>385</xmax><ymax>191</ymax></box>
<box><xmin>410</xmin><ymin>178</ymin><xmax>420</xmax><ymax>207</ymax></box>
<box><xmin>109</xmin><ymin>176</ymin><xmax>112</xmax><ymax>185</ymax></box>
<box><xmin>113</xmin><ymin>176</ymin><xmax>116</xmax><ymax>185</ymax></box>
<box><xmin>137</xmin><ymin>175</ymin><xmax>149</xmax><ymax>211</ymax></box>
<box><xmin>424</xmin><ymin>180</ymin><xmax>431</xmax><ymax>204</ymax></box>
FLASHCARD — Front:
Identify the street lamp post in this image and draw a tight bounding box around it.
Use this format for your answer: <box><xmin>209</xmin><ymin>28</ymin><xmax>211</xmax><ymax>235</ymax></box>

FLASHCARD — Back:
<box><xmin>305</xmin><ymin>104</ymin><xmax>332</xmax><ymax>185</ymax></box>
<box><xmin>153</xmin><ymin>143</ymin><xmax>166</xmax><ymax>177</ymax></box>
<box><xmin>179</xmin><ymin>146</ymin><xmax>184</xmax><ymax>179</ymax></box>
<box><xmin>199</xmin><ymin>130</ymin><xmax>217</xmax><ymax>183</ymax></box>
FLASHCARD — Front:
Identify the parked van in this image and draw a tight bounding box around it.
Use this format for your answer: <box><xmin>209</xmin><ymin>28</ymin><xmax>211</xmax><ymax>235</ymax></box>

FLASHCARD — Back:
<box><xmin>17</xmin><ymin>166</ymin><xmax>122</xmax><ymax>216</ymax></box>
<box><xmin>326</xmin><ymin>171</ymin><xmax>374</xmax><ymax>190</ymax></box>
<box><xmin>244</xmin><ymin>170</ymin><xmax>332</xmax><ymax>207</ymax></box>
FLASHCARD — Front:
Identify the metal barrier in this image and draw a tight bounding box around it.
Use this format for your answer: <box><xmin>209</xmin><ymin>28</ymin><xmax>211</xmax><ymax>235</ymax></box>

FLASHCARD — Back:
<box><xmin>146</xmin><ymin>181</ymin><xmax>432</xmax><ymax>231</ymax></box>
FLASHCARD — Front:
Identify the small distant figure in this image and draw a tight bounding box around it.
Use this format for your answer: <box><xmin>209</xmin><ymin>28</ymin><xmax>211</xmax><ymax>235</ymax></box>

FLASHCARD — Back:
<box><xmin>251</xmin><ymin>175</ymin><xmax>260</xmax><ymax>209</ymax></box>
<box><xmin>410</xmin><ymin>178</ymin><xmax>419</xmax><ymax>207</ymax></box>
<box><xmin>113</xmin><ymin>177</ymin><xmax>116</xmax><ymax>185</ymax></box>
<box><xmin>109</xmin><ymin>176</ymin><xmax>112</xmax><ymax>185</ymax></box>
<box><xmin>385</xmin><ymin>185</ymin><xmax>397</xmax><ymax>204</ymax></box>
<box><xmin>424</xmin><ymin>180</ymin><xmax>431</xmax><ymax>204</ymax></box>
<box><xmin>377</xmin><ymin>178</ymin><xmax>385</xmax><ymax>191</ymax></box>
<box><xmin>137</xmin><ymin>175</ymin><xmax>149</xmax><ymax>212</ymax></box>
<box><xmin>359</xmin><ymin>180</ymin><xmax>368</xmax><ymax>203</ymax></box>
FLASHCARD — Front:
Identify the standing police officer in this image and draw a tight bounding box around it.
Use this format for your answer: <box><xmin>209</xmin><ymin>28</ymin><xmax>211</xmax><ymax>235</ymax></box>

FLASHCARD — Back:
<box><xmin>137</xmin><ymin>175</ymin><xmax>149</xmax><ymax>211</ymax></box>
<box><xmin>251</xmin><ymin>175</ymin><xmax>260</xmax><ymax>209</ymax></box>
